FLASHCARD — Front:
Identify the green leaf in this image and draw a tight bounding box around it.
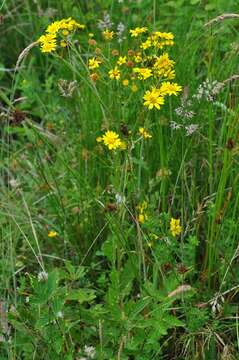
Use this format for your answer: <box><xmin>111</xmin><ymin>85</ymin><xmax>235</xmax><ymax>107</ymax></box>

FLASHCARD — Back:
<box><xmin>33</xmin><ymin>270</ymin><xmax>59</xmax><ymax>305</ymax></box>
<box><xmin>66</xmin><ymin>289</ymin><xmax>96</xmax><ymax>303</ymax></box>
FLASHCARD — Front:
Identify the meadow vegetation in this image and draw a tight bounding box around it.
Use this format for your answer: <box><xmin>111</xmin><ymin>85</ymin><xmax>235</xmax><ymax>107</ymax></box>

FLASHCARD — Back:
<box><xmin>1</xmin><ymin>0</ymin><xmax>239</xmax><ymax>359</ymax></box>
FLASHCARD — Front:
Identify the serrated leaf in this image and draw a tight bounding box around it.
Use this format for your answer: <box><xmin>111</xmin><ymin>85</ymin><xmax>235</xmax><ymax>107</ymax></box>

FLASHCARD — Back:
<box><xmin>66</xmin><ymin>289</ymin><xmax>96</xmax><ymax>303</ymax></box>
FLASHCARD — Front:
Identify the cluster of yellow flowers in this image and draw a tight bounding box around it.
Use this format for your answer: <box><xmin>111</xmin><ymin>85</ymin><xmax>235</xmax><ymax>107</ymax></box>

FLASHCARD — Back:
<box><xmin>38</xmin><ymin>18</ymin><xmax>85</xmax><ymax>53</ymax></box>
<box><xmin>170</xmin><ymin>218</ymin><xmax>182</xmax><ymax>237</ymax></box>
<box><xmin>143</xmin><ymin>82</ymin><xmax>182</xmax><ymax>110</ymax></box>
<box><xmin>96</xmin><ymin>130</ymin><xmax>126</xmax><ymax>151</ymax></box>
<box><xmin>137</xmin><ymin>201</ymin><xmax>148</xmax><ymax>224</ymax></box>
<box><xmin>138</xmin><ymin>127</ymin><xmax>152</xmax><ymax>139</ymax></box>
<box><xmin>86</xmin><ymin>26</ymin><xmax>181</xmax><ymax>109</ymax></box>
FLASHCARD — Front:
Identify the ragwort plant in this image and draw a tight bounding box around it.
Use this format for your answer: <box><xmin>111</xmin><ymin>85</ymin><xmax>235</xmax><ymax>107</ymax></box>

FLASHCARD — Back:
<box><xmin>1</xmin><ymin>3</ymin><xmax>239</xmax><ymax>360</ymax></box>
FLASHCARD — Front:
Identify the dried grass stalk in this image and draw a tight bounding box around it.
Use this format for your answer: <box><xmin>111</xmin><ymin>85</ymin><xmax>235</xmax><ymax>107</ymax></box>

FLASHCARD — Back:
<box><xmin>167</xmin><ymin>285</ymin><xmax>192</xmax><ymax>298</ymax></box>
<box><xmin>204</xmin><ymin>13</ymin><xmax>239</xmax><ymax>27</ymax></box>
<box><xmin>16</xmin><ymin>41</ymin><xmax>38</xmax><ymax>70</ymax></box>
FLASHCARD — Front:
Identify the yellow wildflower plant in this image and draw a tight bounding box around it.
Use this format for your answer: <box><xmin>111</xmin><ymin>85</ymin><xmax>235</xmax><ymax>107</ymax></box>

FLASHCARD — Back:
<box><xmin>143</xmin><ymin>88</ymin><xmax>165</xmax><ymax>110</ymax></box>
<box><xmin>38</xmin><ymin>17</ymin><xmax>85</xmax><ymax>54</ymax></box>
<box><xmin>170</xmin><ymin>218</ymin><xmax>182</xmax><ymax>237</ymax></box>
<box><xmin>109</xmin><ymin>66</ymin><xmax>121</xmax><ymax>80</ymax></box>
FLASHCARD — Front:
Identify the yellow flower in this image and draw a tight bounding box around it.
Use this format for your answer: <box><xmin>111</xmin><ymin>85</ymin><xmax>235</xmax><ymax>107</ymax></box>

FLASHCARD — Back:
<box><xmin>139</xmin><ymin>127</ymin><xmax>152</xmax><ymax>139</ymax></box>
<box><xmin>122</xmin><ymin>79</ymin><xmax>129</xmax><ymax>86</ymax></box>
<box><xmin>150</xmin><ymin>31</ymin><xmax>174</xmax><ymax>48</ymax></box>
<box><xmin>140</xmin><ymin>39</ymin><xmax>152</xmax><ymax>50</ymax></box>
<box><xmin>134</xmin><ymin>53</ymin><xmax>143</xmax><ymax>63</ymax></box>
<box><xmin>101</xmin><ymin>130</ymin><xmax>123</xmax><ymax>150</ymax></box>
<box><xmin>88</xmin><ymin>57</ymin><xmax>101</xmax><ymax>70</ymax></box>
<box><xmin>153</xmin><ymin>53</ymin><xmax>175</xmax><ymax>78</ymax></box>
<box><xmin>131</xmin><ymin>84</ymin><xmax>138</xmax><ymax>92</ymax></box>
<box><xmin>170</xmin><ymin>218</ymin><xmax>182</xmax><ymax>237</ymax></box>
<box><xmin>109</xmin><ymin>66</ymin><xmax>121</xmax><ymax>80</ymax></box>
<box><xmin>138</xmin><ymin>213</ymin><xmax>147</xmax><ymax>224</ymax></box>
<box><xmin>130</xmin><ymin>27</ymin><xmax>148</xmax><ymax>37</ymax></box>
<box><xmin>48</xmin><ymin>230</ymin><xmax>58</xmax><ymax>238</ymax></box>
<box><xmin>133</xmin><ymin>67</ymin><xmax>153</xmax><ymax>80</ymax></box>
<box><xmin>119</xmin><ymin>140</ymin><xmax>127</xmax><ymax>150</ymax></box>
<box><xmin>38</xmin><ymin>33</ymin><xmax>57</xmax><ymax>43</ymax></box>
<box><xmin>138</xmin><ymin>201</ymin><xmax>148</xmax><ymax>213</ymax></box>
<box><xmin>59</xmin><ymin>18</ymin><xmax>85</xmax><ymax>31</ymax></box>
<box><xmin>96</xmin><ymin>136</ymin><xmax>103</xmax><ymax>143</ymax></box>
<box><xmin>143</xmin><ymin>88</ymin><xmax>165</xmax><ymax>110</ymax></box>
<box><xmin>159</xmin><ymin>82</ymin><xmax>182</xmax><ymax>96</ymax></box>
<box><xmin>137</xmin><ymin>201</ymin><xmax>148</xmax><ymax>224</ymax></box>
<box><xmin>40</xmin><ymin>41</ymin><xmax>57</xmax><ymax>53</ymax></box>
<box><xmin>46</xmin><ymin>21</ymin><xmax>61</xmax><ymax>34</ymax></box>
<box><xmin>62</xmin><ymin>29</ymin><xmax>69</xmax><ymax>36</ymax></box>
<box><xmin>102</xmin><ymin>29</ymin><xmax>114</xmax><ymax>40</ymax></box>
<box><xmin>117</xmin><ymin>56</ymin><xmax>127</xmax><ymax>66</ymax></box>
<box><xmin>60</xmin><ymin>40</ymin><xmax>67</xmax><ymax>48</ymax></box>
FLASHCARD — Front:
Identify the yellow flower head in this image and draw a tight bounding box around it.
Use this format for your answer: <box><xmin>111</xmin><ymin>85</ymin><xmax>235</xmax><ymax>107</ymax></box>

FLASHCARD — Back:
<box><xmin>109</xmin><ymin>66</ymin><xmax>121</xmax><ymax>80</ymax></box>
<box><xmin>130</xmin><ymin>27</ymin><xmax>148</xmax><ymax>37</ymax></box>
<box><xmin>140</xmin><ymin>39</ymin><xmax>152</xmax><ymax>50</ymax></box>
<box><xmin>60</xmin><ymin>40</ymin><xmax>67</xmax><ymax>48</ymax></box>
<box><xmin>133</xmin><ymin>67</ymin><xmax>153</xmax><ymax>80</ymax></box>
<box><xmin>153</xmin><ymin>53</ymin><xmax>175</xmax><ymax>78</ymax></box>
<box><xmin>38</xmin><ymin>33</ymin><xmax>57</xmax><ymax>44</ymax></box>
<box><xmin>137</xmin><ymin>201</ymin><xmax>148</xmax><ymax>224</ymax></box>
<box><xmin>88</xmin><ymin>57</ymin><xmax>102</xmax><ymax>70</ymax></box>
<box><xmin>117</xmin><ymin>56</ymin><xmax>127</xmax><ymax>66</ymax></box>
<box><xmin>138</xmin><ymin>213</ymin><xmax>147</xmax><ymax>224</ymax></box>
<box><xmin>46</xmin><ymin>21</ymin><xmax>61</xmax><ymax>34</ymax></box>
<box><xmin>134</xmin><ymin>53</ymin><xmax>143</xmax><ymax>63</ymax></box>
<box><xmin>62</xmin><ymin>29</ymin><xmax>69</xmax><ymax>36</ymax></box>
<box><xmin>159</xmin><ymin>82</ymin><xmax>182</xmax><ymax>96</ymax></box>
<box><xmin>139</xmin><ymin>127</ymin><xmax>152</xmax><ymax>139</ymax></box>
<box><xmin>150</xmin><ymin>31</ymin><xmax>174</xmax><ymax>48</ymax></box>
<box><xmin>143</xmin><ymin>88</ymin><xmax>165</xmax><ymax>110</ymax></box>
<box><xmin>131</xmin><ymin>84</ymin><xmax>138</xmax><ymax>92</ymax></box>
<box><xmin>101</xmin><ymin>130</ymin><xmax>124</xmax><ymax>150</ymax></box>
<box><xmin>102</xmin><ymin>29</ymin><xmax>114</xmax><ymax>40</ymax></box>
<box><xmin>40</xmin><ymin>41</ymin><xmax>57</xmax><ymax>53</ymax></box>
<box><xmin>122</xmin><ymin>79</ymin><xmax>129</xmax><ymax>86</ymax></box>
<box><xmin>170</xmin><ymin>218</ymin><xmax>182</xmax><ymax>237</ymax></box>
<box><xmin>48</xmin><ymin>230</ymin><xmax>58</xmax><ymax>238</ymax></box>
